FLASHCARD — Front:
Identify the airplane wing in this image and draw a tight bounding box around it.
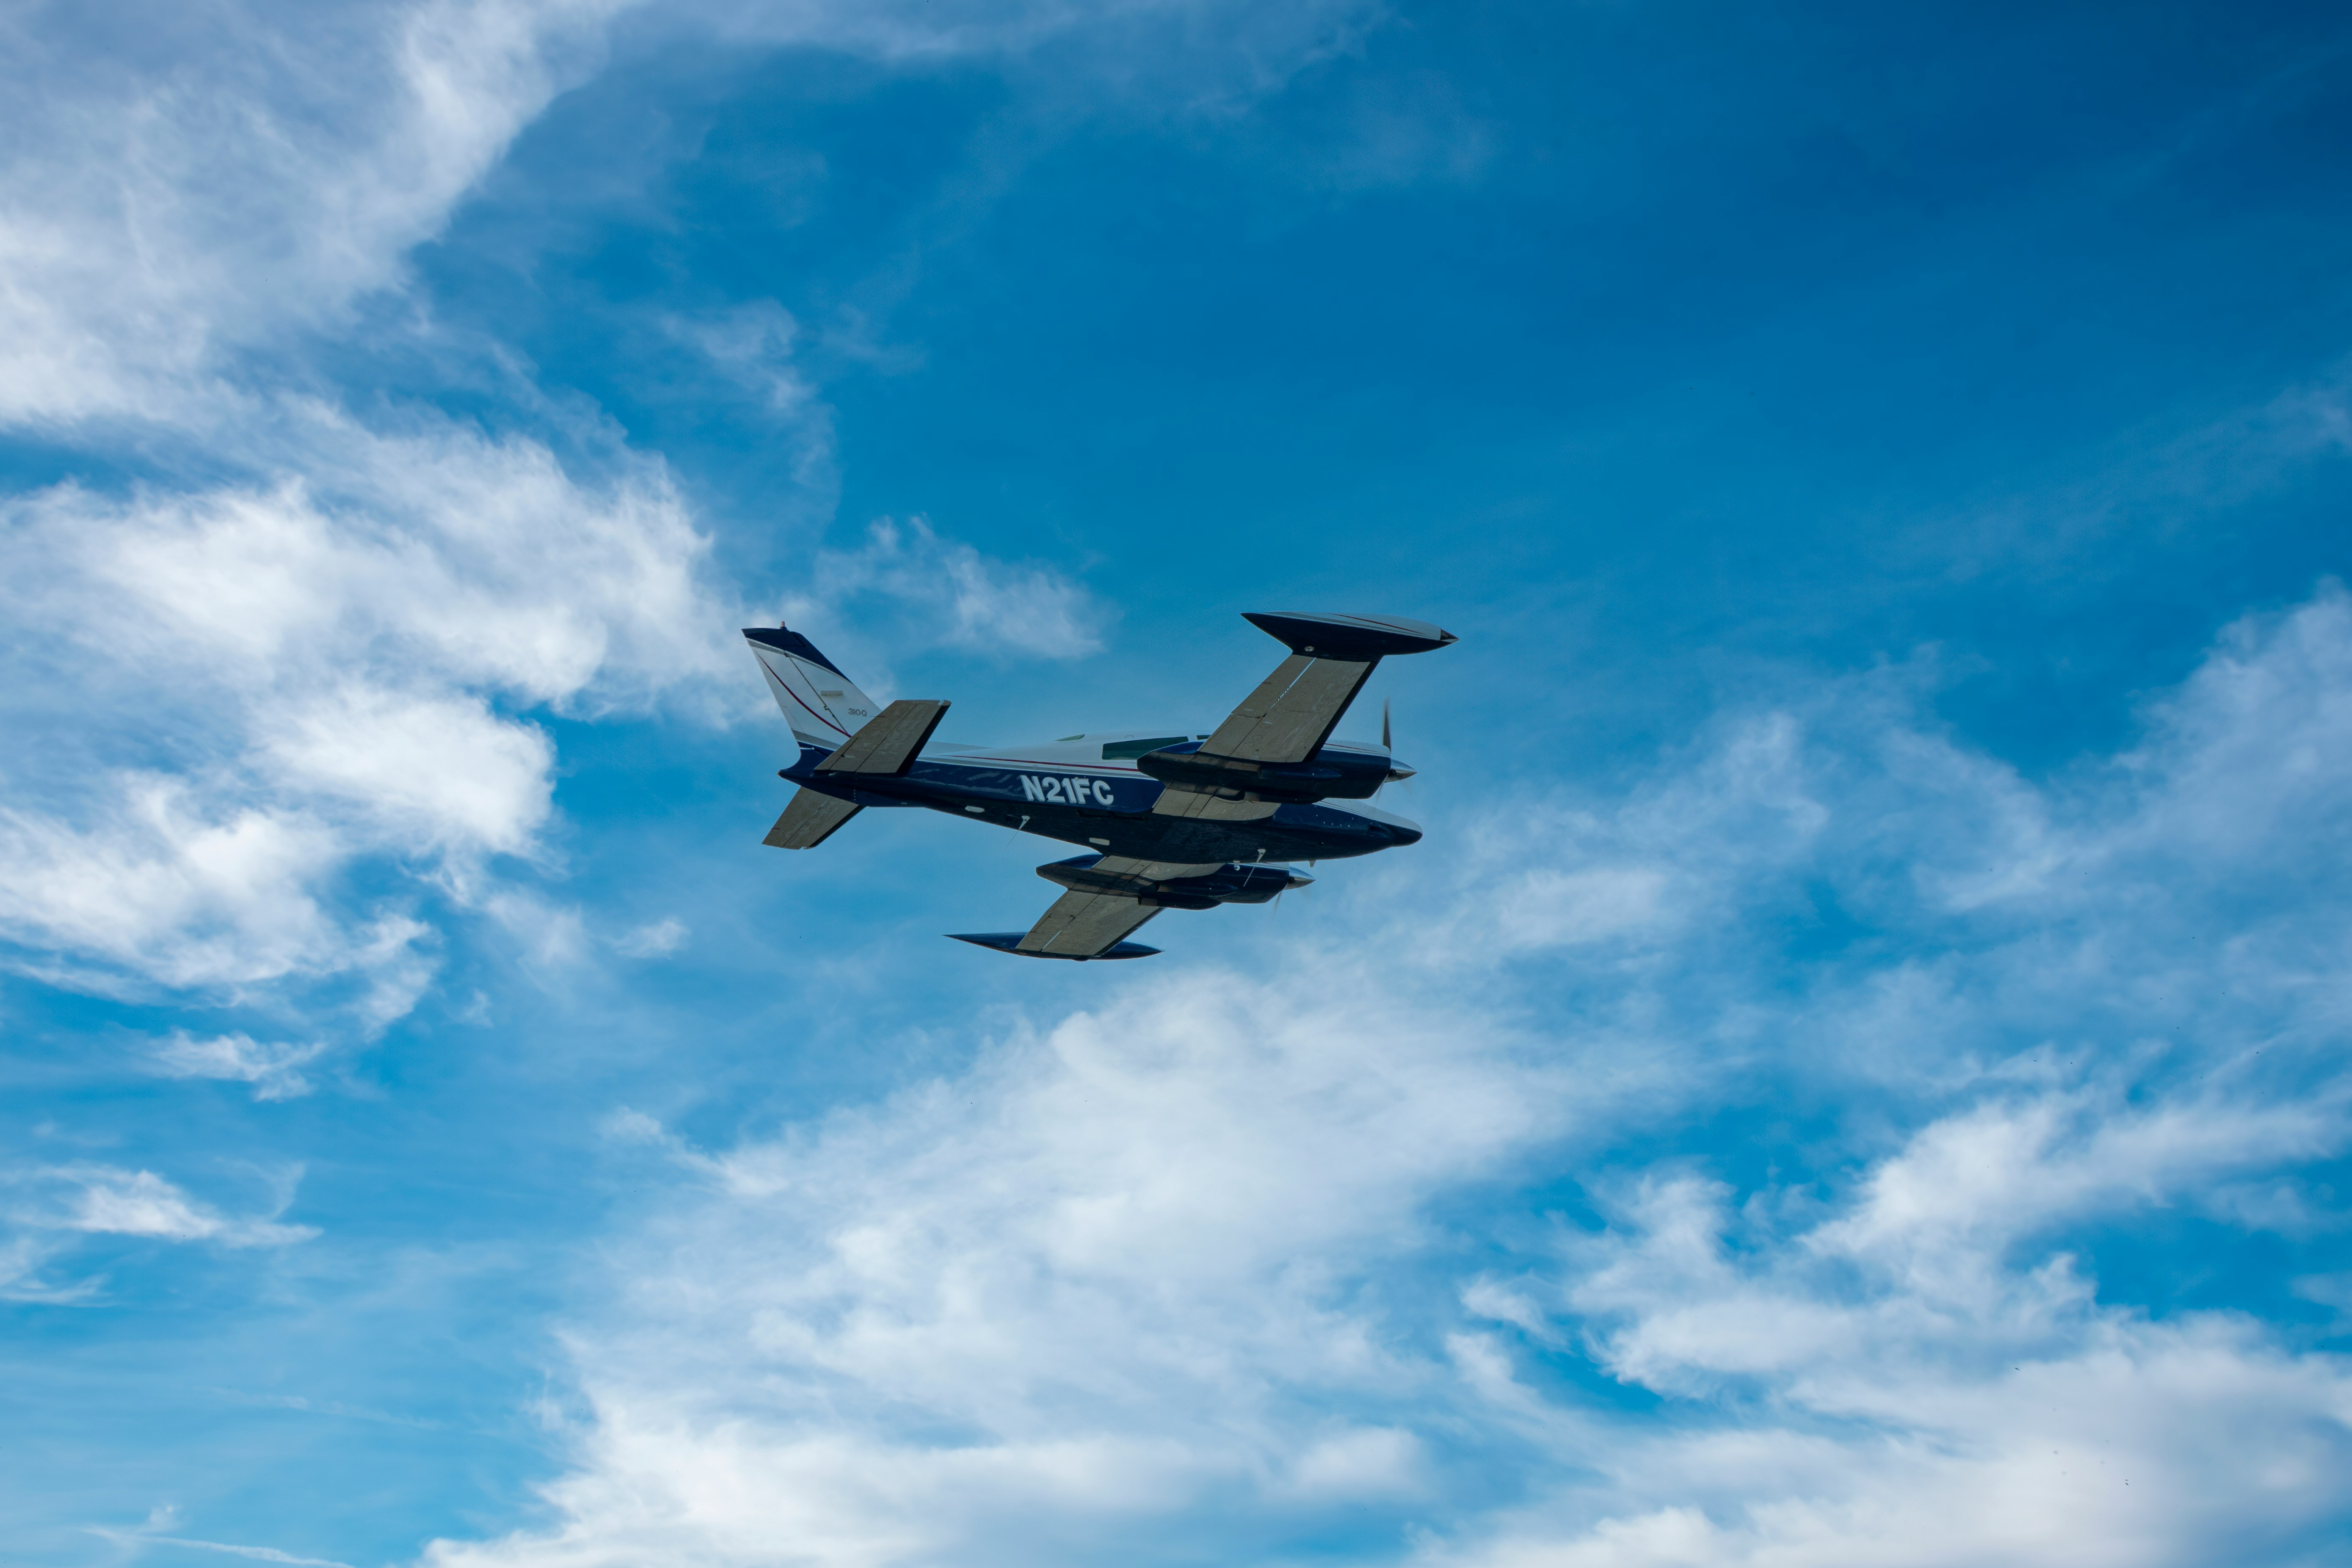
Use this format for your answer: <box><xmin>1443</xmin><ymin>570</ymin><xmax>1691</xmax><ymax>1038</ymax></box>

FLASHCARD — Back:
<box><xmin>763</xmin><ymin>788</ymin><xmax>860</xmax><ymax>849</ymax></box>
<box><xmin>1204</xmin><ymin>612</ymin><xmax>1453</xmax><ymax>761</ymax></box>
<box><xmin>1152</xmin><ymin>612</ymin><xmax>1456</xmax><ymax>819</ymax></box>
<box><xmin>1197</xmin><ymin>651</ymin><xmax>1377</xmax><ymax>764</ymax></box>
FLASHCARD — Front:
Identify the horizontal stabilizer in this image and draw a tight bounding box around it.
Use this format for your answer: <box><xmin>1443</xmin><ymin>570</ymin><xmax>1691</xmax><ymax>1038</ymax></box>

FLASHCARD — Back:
<box><xmin>817</xmin><ymin>698</ymin><xmax>950</xmax><ymax>776</ymax></box>
<box><xmin>948</xmin><ymin>932</ymin><xmax>1161</xmax><ymax>961</ymax></box>
<box><xmin>1014</xmin><ymin>886</ymin><xmax>1161</xmax><ymax>957</ymax></box>
<box><xmin>764</xmin><ymin>788</ymin><xmax>861</xmax><ymax>849</ymax></box>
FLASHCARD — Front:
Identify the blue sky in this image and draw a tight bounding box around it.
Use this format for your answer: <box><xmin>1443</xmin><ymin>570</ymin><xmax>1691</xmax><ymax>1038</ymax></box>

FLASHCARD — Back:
<box><xmin>4</xmin><ymin>1</ymin><xmax>2352</xmax><ymax>1563</ymax></box>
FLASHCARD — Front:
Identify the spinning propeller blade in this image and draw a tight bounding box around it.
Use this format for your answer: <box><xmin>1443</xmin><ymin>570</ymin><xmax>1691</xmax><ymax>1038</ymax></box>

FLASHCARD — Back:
<box><xmin>1376</xmin><ymin>698</ymin><xmax>1392</xmax><ymax>799</ymax></box>
<box><xmin>1377</xmin><ymin>697</ymin><xmax>1417</xmax><ymax>795</ymax></box>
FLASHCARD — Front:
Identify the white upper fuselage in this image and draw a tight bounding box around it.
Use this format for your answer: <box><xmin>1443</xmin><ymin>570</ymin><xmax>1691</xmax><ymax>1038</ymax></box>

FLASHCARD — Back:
<box><xmin>924</xmin><ymin>731</ymin><xmax>1414</xmax><ymax>828</ymax></box>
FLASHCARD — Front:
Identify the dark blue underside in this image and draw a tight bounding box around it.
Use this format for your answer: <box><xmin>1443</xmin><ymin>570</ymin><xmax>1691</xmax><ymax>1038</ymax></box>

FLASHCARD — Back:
<box><xmin>779</xmin><ymin>745</ymin><xmax>1416</xmax><ymax>865</ymax></box>
<box><xmin>947</xmin><ymin>933</ymin><xmax>1161</xmax><ymax>961</ymax></box>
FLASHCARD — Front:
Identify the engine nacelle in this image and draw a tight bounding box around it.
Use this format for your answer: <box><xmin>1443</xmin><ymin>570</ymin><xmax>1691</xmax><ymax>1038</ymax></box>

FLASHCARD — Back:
<box><xmin>1038</xmin><ymin>856</ymin><xmax>1311</xmax><ymax>906</ymax></box>
<box><xmin>1134</xmin><ymin>740</ymin><xmax>1397</xmax><ymax>802</ymax></box>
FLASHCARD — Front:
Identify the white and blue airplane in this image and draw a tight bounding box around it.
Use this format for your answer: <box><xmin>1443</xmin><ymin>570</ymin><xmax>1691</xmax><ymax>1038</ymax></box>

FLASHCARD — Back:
<box><xmin>744</xmin><ymin>610</ymin><xmax>1457</xmax><ymax>960</ymax></box>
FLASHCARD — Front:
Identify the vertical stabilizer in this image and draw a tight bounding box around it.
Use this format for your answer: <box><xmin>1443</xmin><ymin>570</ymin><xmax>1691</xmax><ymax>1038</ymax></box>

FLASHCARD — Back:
<box><xmin>743</xmin><ymin>626</ymin><xmax>880</xmax><ymax>747</ymax></box>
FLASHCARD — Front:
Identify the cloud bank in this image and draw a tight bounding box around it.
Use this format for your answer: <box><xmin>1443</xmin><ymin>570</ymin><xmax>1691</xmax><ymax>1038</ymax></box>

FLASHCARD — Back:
<box><xmin>423</xmin><ymin>591</ymin><xmax>2352</xmax><ymax>1565</ymax></box>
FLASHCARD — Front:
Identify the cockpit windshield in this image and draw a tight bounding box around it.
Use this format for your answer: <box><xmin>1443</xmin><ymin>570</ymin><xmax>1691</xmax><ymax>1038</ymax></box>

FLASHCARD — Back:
<box><xmin>1100</xmin><ymin>736</ymin><xmax>1190</xmax><ymax>760</ymax></box>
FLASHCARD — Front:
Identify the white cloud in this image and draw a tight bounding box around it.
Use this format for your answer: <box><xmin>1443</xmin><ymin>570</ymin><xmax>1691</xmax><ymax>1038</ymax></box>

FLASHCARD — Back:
<box><xmin>674</xmin><ymin>300</ymin><xmax>822</xmax><ymax>418</ymax></box>
<box><xmin>487</xmin><ymin>890</ymin><xmax>590</xmax><ymax>969</ymax></box>
<box><xmin>0</xmin><ymin>408</ymin><xmax>726</xmax><ymax>1016</ymax></box>
<box><xmin>4</xmin><ymin>1162</ymin><xmax>316</xmax><ymax>1250</ymax></box>
<box><xmin>1490</xmin><ymin>865</ymin><xmax>1672</xmax><ymax>950</ymax></box>
<box><xmin>426</xmin><ymin>587</ymin><xmax>2352</xmax><ymax>1566</ymax></box>
<box><xmin>0</xmin><ymin>773</ymin><xmax>439</xmax><ymax>1026</ymax></box>
<box><xmin>0</xmin><ymin>1161</ymin><xmax>313</xmax><ymax>1301</ymax></box>
<box><xmin>87</xmin><ymin>1523</ymin><xmax>357</xmax><ymax>1568</ymax></box>
<box><xmin>0</xmin><ymin>412</ymin><xmax>1122</xmax><ymax>1026</ymax></box>
<box><xmin>1460</xmin><ymin>1278</ymin><xmax>1556</xmax><ymax>1342</ymax></box>
<box><xmin>1285</xmin><ymin>1425</ymin><xmax>1426</xmax><ymax>1500</ymax></box>
<box><xmin>0</xmin><ymin>1233</ymin><xmax>100</xmax><ymax>1304</ymax></box>
<box><xmin>1811</xmin><ymin>1087</ymin><xmax>2342</xmax><ymax>1290</ymax></box>
<box><xmin>0</xmin><ymin>0</ymin><xmax>1377</xmax><ymax>429</ymax></box>
<box><xmin>2110</xmin><ymin>582</ymin><xmax>2352</xmax><ymax>871</ymax></box>
<box><xmin>426</xmin><ymin>959</ymin><xmax>1581</xmax><ymax>1565</ymax></box>
<box><xmin>260</xmin><ymin>687</ymin><xmax>556</xmax><ymax>858</ymax></box>
<box><xmin>795</xmin><ymin>515</ymin><xmax>1111</xmax><ymax>662</ymax></box>
<box><xmin>613</xmin><ymin>917</ymin><xmax>689</xmax><ymax>958</ymax></box>
<box><xmin>1451</xmin><ymin>1274</ymin><xmax>2352</xmax><ymax>1568</ymax></box>
<box><xmin>150</xmin><ymin>1030</ymin><xmax>332</xmax><ymax>1100</ymax></box>
<box><xmin>0</xmin><ymin>774</ymin><xmax>347</xmax><ymax>989</ymax></box>
<box><xmin>0</xmin><ymin>0</ymin><xmax>627</xmax><ymax>424</ymax></box>
<box><xmin>56</xmin><ymin>411</ymin><xmax>736</xmax><ymax>706</ymax></box>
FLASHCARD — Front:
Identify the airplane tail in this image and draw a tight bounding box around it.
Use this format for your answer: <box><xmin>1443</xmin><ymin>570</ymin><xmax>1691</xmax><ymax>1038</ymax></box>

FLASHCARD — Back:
<box><xmin>743</xmin><ymin>625</ymin><xmax>881</xmax><ymax>748</ymax></box>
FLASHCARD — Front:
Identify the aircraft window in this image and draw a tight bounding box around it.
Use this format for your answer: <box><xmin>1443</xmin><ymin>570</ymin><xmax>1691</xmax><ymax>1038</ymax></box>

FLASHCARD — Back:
<box><xmin>1101</xmin><ymin>736</ymin><xmax>1189</xmax><ymax>760</ymax></box>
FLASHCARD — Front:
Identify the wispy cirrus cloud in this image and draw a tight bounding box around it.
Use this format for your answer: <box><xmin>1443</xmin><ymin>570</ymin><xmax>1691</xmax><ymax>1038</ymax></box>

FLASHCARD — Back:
<box><xmin>150</xmin><ymin>1031</ymin><xmax>333</xmax><ymax>1101</ymax></box>
<box><xmin>87</xmin><ymin>1514</ymin><xmax>357</xmax><ymax>1568</ymax></box>
<box><xmin>0</xmin><ymin>0</ymin><xmax>629</xmax><ymax>426</ymax></box>
<box><xmin>0</xmin><ymin>0</ymin><xmax>1377</xmax><ymax>432</ymax></box>
<box><xmin>17</xmin><ymin>1163</ymin><xmax>315</xmax><ymax>1247</ymax></box>
<box><xmin>2</xmin><ymin>1160</ymin><xmax>315</xmax><ymax>1302</ymax></box>
<box><xmin>793</xmin><ymin>515</ymin><xmax>1111</xmax><ymax>662</ymax></box>
<box><xmin>612</xmin><ymin>917</ymin><xmax>690</xmax><ymax>958</ymax></box>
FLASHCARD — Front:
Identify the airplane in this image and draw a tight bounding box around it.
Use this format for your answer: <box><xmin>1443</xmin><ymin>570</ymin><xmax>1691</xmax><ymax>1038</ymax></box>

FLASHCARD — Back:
<box><xmin>743</xmin><ymin>610</ymin><xmax>1457</xmax><ymax>960</ymax></box>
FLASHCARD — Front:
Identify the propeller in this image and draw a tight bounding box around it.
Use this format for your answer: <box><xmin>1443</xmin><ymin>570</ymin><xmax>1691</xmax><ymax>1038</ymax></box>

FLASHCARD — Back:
<box><xmin>1272</xmin><ymin>863</ymin><xmax>1315</xmax><ymax>916</ymax></box>
<box><xmin>1378</xmin><ymin>697</ymin><xmax>1416</xmax><ymax>797</ymax></box>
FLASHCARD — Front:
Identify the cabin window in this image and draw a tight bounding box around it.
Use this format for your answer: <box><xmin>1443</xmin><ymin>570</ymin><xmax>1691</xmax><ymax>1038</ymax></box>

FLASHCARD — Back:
<box><xmin>1101</xmin><ymin>736</ymin><xmax>1188</xmax><ymax>760</ymax></box>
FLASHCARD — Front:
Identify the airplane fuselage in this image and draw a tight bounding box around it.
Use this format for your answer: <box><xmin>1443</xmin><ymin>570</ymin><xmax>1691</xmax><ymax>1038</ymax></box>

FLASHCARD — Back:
<box><xmin>779</xmin><ymin>732</ymin><xmax>1422</xmax><ymax>867</ymax></box>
